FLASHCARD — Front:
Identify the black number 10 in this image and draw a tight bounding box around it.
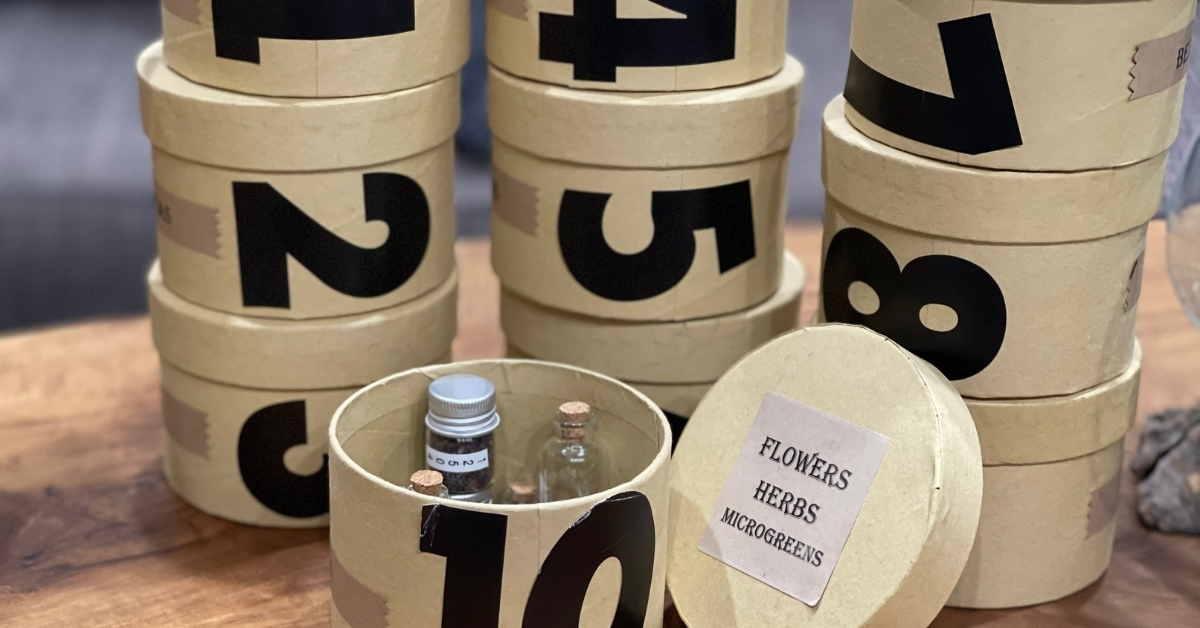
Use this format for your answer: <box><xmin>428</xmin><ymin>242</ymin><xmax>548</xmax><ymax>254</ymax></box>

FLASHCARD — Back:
<box><xmin>420</xmin><ymin>492</ymin><xmax>656</xmax><ymax>627</ymax></box>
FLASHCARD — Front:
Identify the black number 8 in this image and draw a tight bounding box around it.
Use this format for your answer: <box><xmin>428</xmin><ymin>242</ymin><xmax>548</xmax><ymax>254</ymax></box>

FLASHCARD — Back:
<box><xmin>822</xmin><ymin>228</ymin><xmax>1007</xmax><ymax>381</ymax></box>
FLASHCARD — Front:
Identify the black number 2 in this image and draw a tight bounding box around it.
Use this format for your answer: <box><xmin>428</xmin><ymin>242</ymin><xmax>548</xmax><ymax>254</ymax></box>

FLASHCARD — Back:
<box><xmin>211</xmin><ymin>0</ymin><xmax>417</xmax><ymax>64</ymax></box>
<box><xmin>540</xmin><ymin>0</ymin><xmax>737</xmax><ymax>82</ymax></box>
<box><xmin>234</xmin><ymin>173</ymin><xmax>430</xmax><ymax>310</ymax></box>
<box><xmin>557</xmin><ymin>181</ymin><xmax>756</xmax><ymax>302</ymax></box>
<box><xmin>822</xmin><ymin>228</ymin><xmax>1007</xmax><ymax>381</ymax></box>
<box><xmin>419</xmin><ymin>492</ymin><xmax>656</xmax><ymax>628</ymax></box>
<box><xmin>237</xmin><ymin>400</ymin><xmax>330</xmax><ymax>519</ymax></box>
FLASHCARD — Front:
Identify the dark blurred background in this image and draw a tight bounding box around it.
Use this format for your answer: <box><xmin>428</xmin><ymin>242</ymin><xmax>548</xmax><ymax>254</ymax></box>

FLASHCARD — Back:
<box><xmin>0</xmin><ymin>0</ymin><xmax>1194</xmax><ymax>333</ymax></box>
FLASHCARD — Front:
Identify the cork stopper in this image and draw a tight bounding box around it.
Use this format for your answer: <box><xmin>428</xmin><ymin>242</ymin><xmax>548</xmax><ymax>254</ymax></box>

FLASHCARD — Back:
<box><xmin>410</xmin><ymin>470</ymin><xmax>446</xmax><ymax>496</ymax></box>
<box><xmin>507</xmin><ymin>480</ymin><xmax>538</xmax><ymax>505</ymax></box>
<box><xmin>557</xmin><ymin>401</ymin><xmax>592</xmax><ymax>442</ymax></box>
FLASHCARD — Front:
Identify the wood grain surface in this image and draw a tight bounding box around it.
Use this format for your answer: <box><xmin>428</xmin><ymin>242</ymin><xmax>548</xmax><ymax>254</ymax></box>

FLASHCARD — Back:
<box><xmin>1</xmin><ymin>223</ymin><xmax>1197</xmax><ymax>627</ymax></box>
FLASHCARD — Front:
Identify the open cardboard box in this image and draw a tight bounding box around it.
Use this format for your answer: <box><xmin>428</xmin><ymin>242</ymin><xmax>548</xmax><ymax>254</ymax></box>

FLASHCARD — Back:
<box><xmin>488</xmin><ymin>59</ymin><xmax>803</xmax><ymax>322</ymax></box>
<box><xmin>329</xmin><ymin>325</ymin><xmax>988</xmax><ymax>627</ymax></box>
<box><xmin>148</xmin><ymin>262</ymin><xmax>456</xmax><ymax>527</ymax></box>
<box><xmin>139</xmin><ymin>43</ymin><xmax>458</xmax><ymax>320</ymax></box>
<box><xmin>485</xmin><ymin>0</ymin><xmax>787</xmax><ymax>92</ymax></box>
<box><xmin>161</xmin><ymin>0</ymin><xmax>469</xmax><ymax>97</ymax></box>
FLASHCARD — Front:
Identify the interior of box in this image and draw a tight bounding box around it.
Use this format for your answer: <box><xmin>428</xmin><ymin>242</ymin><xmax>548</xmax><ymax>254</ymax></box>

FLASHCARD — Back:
<box><xmin>335</xmin><ymin>361</ymin><xmax>667</xmax><ymax>501</ymax></box>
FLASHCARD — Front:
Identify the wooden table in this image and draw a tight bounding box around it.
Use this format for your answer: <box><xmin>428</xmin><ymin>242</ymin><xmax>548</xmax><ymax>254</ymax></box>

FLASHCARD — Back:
<box><xmin>2</xmin><ymin>222</ymin><xmax>1198</xmax><ymax>627</ymax></box>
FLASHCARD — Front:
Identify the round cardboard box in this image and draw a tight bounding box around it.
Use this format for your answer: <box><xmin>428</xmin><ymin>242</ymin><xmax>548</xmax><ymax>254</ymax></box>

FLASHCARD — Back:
<box><xmin>948</xmin><ymin>439</ymin><xmax>1126</xmax><ymax>609</ymax></box>
<box><xmin>140</xmin><ymin>43</ymin><xmax>458</xmax><ymax>319</ymax></box>
<box><xmin>161</xmin><ymin>0</ymin><xmax>469</xmax><ymax>97</ymax></box>
<box><xmin>148</xmin><ymin>261</ymin><xmax>458</xmax><ymax>390</ymax></box>
<box><xmin>968</xmin><ymin>344</ymin><xmax>1141</xmax><ymax>466</ymax></box>
<box><xmin>489</xmin><ymin>60</ymin><xmax>802</xmax><ymax>321</ymax></box>
<box><xmin>845</xmin><ymin>0</ymin><xmax>1194</xmax><ymax>171</ymax></box>
<box><xmin>329</xmin><ymin>360</ymin><xmax>672</xmax><ymax>628</ymax></box>
<box><xmin>819</xmin><ymin>197</ymin><xmax>1144</xmax><ymax>400</ymax></box>
<box><xmin>670</xmin><ymin>325</ymin><xmax>983</xmax><ymax>627</ymax></box>
<box><xmin>502</xmin><ymin>252</ymin><xmax>804</xmax><ymax>383</ymax></box>
<box><xmin>486</xmin><ymin>0</ymin><xmax>787</xmax><ymax>92</ymax></box>
<box><xmin>824</xmin><ymin>97</ymin><xmax>1165</xmax><ymax>244</ymax></box>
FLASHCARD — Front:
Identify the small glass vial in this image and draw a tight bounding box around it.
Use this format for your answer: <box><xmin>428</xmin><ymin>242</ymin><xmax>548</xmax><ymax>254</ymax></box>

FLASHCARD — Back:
<box><xmin>407</xmin><ymin>470</ymin><xmax>450</xmax><ymax>499</ymax></box>
<box><xmin>539</xmin><ymin>401</ymin><xmax>608</xmax><ymax>502</ymax></box>
<box><xmin>425</xmin><ymin>374</ymin><xmax>500</xmax><ymax>498</ymax></box>
<box><xmin>502</xmin><ymin>473</ymin><xmax>539</xmax><ymax>505</ymax></box>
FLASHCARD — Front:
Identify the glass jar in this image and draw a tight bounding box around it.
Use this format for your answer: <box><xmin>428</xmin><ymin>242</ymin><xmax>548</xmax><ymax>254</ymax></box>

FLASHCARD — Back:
<box><xmin>425</xmin><ymin>374</ymin><xmax>500</xmax><ymax>498</ymax></box>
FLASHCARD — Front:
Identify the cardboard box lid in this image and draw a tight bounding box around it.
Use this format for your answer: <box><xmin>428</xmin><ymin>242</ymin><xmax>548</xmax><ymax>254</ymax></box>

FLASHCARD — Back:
<box><xmin>669</xmin><ymin>324</ymin><xmax>983</xmax><ymax>627</ymax></box>
<box><xmin>823</xmin><ymin>97</ymin><xmax>1165</xmax><ymax>244</ymax></box>
<box><xmin>488</xmin><ymin>58</ymin><xmax>803</xmax><ymax>169</ymax></box>
<box><xmin>137</xmin><ymin>41</ymin><xmax>460</xmax><ymax>171</ymax></box>
<box><xmin>968</xmin><ymin>342</ymin><xmax>1141</xmax><ymax>466</ymax></box>
<box><xmin>148</xmin><ymin>260</ymin><xmax>457</xmax><ymax>390</ymax></box>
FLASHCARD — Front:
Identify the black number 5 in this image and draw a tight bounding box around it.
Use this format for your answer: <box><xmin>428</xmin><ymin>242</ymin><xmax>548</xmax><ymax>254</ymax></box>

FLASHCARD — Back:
<box><xmin>822</xmin><ymin>228</ymin><xmax>1007</xmax><ymax>381</ymax></box>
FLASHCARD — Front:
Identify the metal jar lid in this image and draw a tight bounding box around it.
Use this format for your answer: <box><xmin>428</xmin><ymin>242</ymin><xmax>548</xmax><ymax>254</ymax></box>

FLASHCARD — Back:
<box><xmin>426</xmin><ymin>375</ymin><xmax>501</xmax><ymax>438</ymax></box>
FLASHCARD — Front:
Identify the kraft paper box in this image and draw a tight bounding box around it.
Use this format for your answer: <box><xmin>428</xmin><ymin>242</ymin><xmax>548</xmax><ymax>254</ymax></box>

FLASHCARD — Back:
<box><xmin>502</xmin><ymin>253</ymin><xmax>803</xmax><ymax>384</ymax></box>
<box><xmin>328</xmin><ymin>361</ymin><xmax>672</xmax><ymax>628</ymax></box>
<box><xmin>820</xmin><ymin>100</ymin><xmax>1147</xmax><ymax>399</ymax></box>
<box><xmin>488</xmin><ymin>60</ymin><xmax>802</xmax><ymax>321</ymax></box>
<box><xmin>486</xmin><ymin>0</ymin><xmax>787</xmax><ymax>92</ymax></box>
<box><xmin>968</xmin><ymin>344</ymin><xmax>1141</xmax><ymax>466</ymax></box>
<box><xmin>845</xmin><ymin>0</ymin><xmax>1195</xmax><ymax>171</ymax></box>
<box><xmin>824</xmin><ymin>98</ymin><xmax>1165</xmax><ymax>244</ymax></box>
<box><xmin>670</xmin><ymin>325</ymin><xmax>983</xmax><ymax>627</ymax></box>
<box><xmin>139</xmin><ymin>43</ymin><xmax>457</xmax><ymax>319</ymax></box>
<box><xmin>148</xmin><ymin>262</ymin><xmax>457</xmax><ymax>390</ymax></box>
<box><xmin>162</xmin><ymin>0</ymin><xmax>469</xmax><ymax>97</ymax></box>
<box><xmin>949</xmin><ymin>439</ymin><xmax>1127</xmax><ymax>609</ymax></box>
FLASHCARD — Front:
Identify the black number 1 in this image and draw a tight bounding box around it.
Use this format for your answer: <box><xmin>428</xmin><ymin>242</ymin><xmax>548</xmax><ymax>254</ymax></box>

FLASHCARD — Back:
<box><xmin>211</xmin><ymin>0</ymin><xmax>417</xmax><ymax>64</ymax></box>
<box><xmin>540</xmin><ymin>0</ymin><xmax>737</xmax><ymax>82</ymax></box>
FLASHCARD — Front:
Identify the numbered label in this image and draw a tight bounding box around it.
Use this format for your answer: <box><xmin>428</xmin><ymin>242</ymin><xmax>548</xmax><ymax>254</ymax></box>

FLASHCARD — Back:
<box><xmin>822</xmin><ymin>228</ymin><xmax>1007</xmax><ymax>381</ymax></box>
<box><xmin>419</xmin><ymin>491</ymin><xmax>656</xmax><ymax>627</ymax></box>
<box><xmin>237</xmin><ymin>400</ymin><xmax>330</xmax><ymax>519</ymax></box>
<box><xmin>558</xmin><ymin>181</ymin><xmax>755</xmax><ymax>301</ymax></box>
<box><xmin>234</xmin><ymin>173</ymin><xmax>430</xmax><ymax>309</ymax></box>
<box><xmin>211</xmin><ymin>0</ymin><xmax>417</xmax><ymax>64</ymax></box>
<box><xmin>844</xmin><ymin>14</ymin><xmax>1023</xmax><ymax>155</ymax></box>
<box><xmin>539</xmin><ymin>0</ymin><xmax>737</xmax><ymax>82</ymax></box>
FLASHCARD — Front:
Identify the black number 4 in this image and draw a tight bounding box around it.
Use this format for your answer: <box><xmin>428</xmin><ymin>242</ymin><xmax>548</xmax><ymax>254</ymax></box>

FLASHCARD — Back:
<box><xmin>540</xmin><ymin>0</ymin><xmax>737</xmax><ymax>82</ymax></box>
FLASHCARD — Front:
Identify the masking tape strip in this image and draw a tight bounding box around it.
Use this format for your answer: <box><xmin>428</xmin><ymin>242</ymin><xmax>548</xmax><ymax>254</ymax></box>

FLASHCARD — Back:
<box><xmin>1130</xmin><ymin>20</ymin><xmax>1194</xmax><ymax>101</ymax></box>
<box><xmin>162</xmin><ymin>389</ymin><xmax>209</xmax><ymax>458</ymax></box>
<box><xmin>332</xmin><ymin>550</ymin><xmax>391</xmax><ymax>628</ymax></box>
<box><xmin>1126</xmin><ymin>250</ymin><xmax>1146</xmax><ymax>313</ymax></box>
<box><xmin>155</xmin><ymin>184</ymin><xmax>221</xmax><ymax>259</ymax></box>
<box><xmin>1086</xmin><ymin>472</ymin><xmax>1122</xmax><ymax>538</ymax></box>
<box><xmin>492</xmin><ymin>167</ymin><xmax>539</xmax><ymax>236</ymax></box>
<box><xmin>488</xmin><ymin>0</ymin><xmax>528</xmax><ymax>21</ymax></box>
<box><xmin>161</xmin><ymin>0</ymin><xmax>201</xmax><ymax>24</ymax></box>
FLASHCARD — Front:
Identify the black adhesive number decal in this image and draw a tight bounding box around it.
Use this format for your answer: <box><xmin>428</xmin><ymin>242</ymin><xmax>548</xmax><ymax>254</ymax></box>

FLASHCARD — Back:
<box><xmin>420</xmin><ymin>505</ymin><xmax>508</xmax><ymax>627</ymax></box>
<box><xmin>844</xmin><ymin>14</ymin><xmax>1022</xmax><ymax>155</ymax></box>
<box><xmin>540</xmin><ymin>0</ymin><xmax>737</xmax><ymax>82</ymax></box>
<box><xmin>522</xmin><ymin>492</ymin><xmax>656</xmax><ymax>628</ymax></box>
<box><xmin>211</xmin><ymin>0</ymin><xmax>416</xmax><ymax>64</ymax></box>
<box><xmin>235</xmin><ymin>173</ymin><xmax>430</xmax><ymax>309</ymax></box>
<box><xmin>822</xmin><ymin>228</ymin><xmax>1007</xmax><ymax>381</ymax></box>
<box><xmin>419</xmin><ymin>492</ymin><xmax>656</xmax><ymax>628</ymax></box>
<box><xmin>558</xmin><ymin>181</ymin><xmax>755</xmax><ymax>302</ymax></box>
<box><xmin>237</xmin><ymin>400</ymin><xmax>329</xmax><ymax>519</ymax></box>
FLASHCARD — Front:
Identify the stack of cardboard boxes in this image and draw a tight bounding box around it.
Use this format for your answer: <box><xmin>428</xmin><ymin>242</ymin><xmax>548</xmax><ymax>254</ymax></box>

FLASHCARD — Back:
<box><xmin>137</xmin><ymin>2</ymin><xmax>469</xmax><ymax>527</ymax></box>
<box><xmin>486</xmin><ymin>0</ymin><xmax>805</xmax><ymax>442</ymax></box>
<box><xmin>819</xmin><ymin>0</ymin><xmax>1194</xmax><ymax>607</ymax></box>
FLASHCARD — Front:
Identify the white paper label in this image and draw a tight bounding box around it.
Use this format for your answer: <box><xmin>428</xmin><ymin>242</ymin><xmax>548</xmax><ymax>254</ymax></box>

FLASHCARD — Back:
<box><xmin>425</xmin><ymin>446</ymin><xmax>490</xmax><ymax>473</ymax></box>
<box><xmin>697</xmin><ymin>392</ymin><xmax>890</xmax><ymax>606</ymax></box>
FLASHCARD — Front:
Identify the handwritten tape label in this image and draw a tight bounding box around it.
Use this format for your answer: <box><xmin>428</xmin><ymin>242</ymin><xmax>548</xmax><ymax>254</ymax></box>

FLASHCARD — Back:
<box><xmin>492</xmin><ymin>167</ymin><xmax>539</xmax><ymax>236</ymax></box>
<box><xmin>155</xmin><ymin>185</ymin><xmax>222</xmax><ymax>259</ymax></box>
<box><xmin>1086</xmin><ymin>471</ymin><xmax>1122</xmax><ymax>538</ymax></box>
<box><xmin>162</xmin><ymin>0</ymin><xmax>202</xmax><ymax>24</ymax></box>
<box><xmin>332</xmin><ymin>551</ymin><xmax>390</xmax><ymax>628</ymax></box>
<box><xmin>1130</xmin><ymin>21</ymin><xmax>1193</xmax><ymax>100</ymax></box>
<box><xmin>162</xmin><ymin>389</ymin><xmax>209</xmax><ymax>458</ymax></box>
<box><xmin>488</xmin><ymin>0</ymin><xmax>528</xmax><ymax>21</ymax></box>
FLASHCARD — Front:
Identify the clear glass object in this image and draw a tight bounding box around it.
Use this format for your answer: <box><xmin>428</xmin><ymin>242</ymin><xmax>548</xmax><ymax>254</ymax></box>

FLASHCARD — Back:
<box><xmin>539</xmin><ymin>402</ymin><xmax>609</xmax><ymax>502</ymax></box>
<box><xmin>1169</xmin><ymin>133</ymin><xmax>1200</xmax><ymax>327</ymax></box>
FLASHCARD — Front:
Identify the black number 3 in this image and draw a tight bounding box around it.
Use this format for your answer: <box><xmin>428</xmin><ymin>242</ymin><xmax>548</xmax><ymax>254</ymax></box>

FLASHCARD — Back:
<box><xmin>822</xmin><ymin>228</ymin><xmax>1007</xmax><ymax>381</ymax></box>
